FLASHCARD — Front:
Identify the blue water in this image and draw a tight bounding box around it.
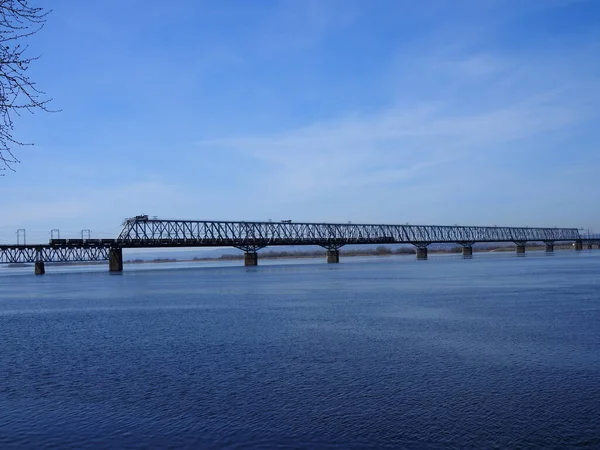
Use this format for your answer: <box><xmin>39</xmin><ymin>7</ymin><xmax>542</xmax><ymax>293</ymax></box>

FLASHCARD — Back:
<box><xmin>1</xmin><ymin>252</ymin><xmax>599</xmax><ymax>449</ymax></box>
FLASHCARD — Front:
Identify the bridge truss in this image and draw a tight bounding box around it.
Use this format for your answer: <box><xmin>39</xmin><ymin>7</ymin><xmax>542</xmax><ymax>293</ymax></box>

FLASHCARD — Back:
<box><xmin>0</xmin><ymin>245</ymin><xmax>110</xmax><ymax>264</ymax></box>
<box><xmin>116</xmin><ymin>218</ymin><xmax>581</xmax><ymax>250</ymax></box>
<box><xmin>0</xmin><ymin>217</ymin><xmax>593</xmax><ymax>272</ymax></box>
<box><xmin>581</xmin><ymin>234</ymin><xmax>600</xmax><ymax>246</ymax></box>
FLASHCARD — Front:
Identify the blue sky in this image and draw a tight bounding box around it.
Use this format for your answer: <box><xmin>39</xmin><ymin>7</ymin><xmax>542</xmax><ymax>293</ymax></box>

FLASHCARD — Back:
<box><xmin>2</xmin><ymin>0</ymin><xmax>599</xmax><ymax>243</ymax></box>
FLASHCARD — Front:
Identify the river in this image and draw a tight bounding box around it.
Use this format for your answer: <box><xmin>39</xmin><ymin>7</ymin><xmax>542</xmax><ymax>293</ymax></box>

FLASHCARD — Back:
<box><xmin>1</xmin><ymin>251</ymin><xmax>599</xmax><ymax>449</ymax></box>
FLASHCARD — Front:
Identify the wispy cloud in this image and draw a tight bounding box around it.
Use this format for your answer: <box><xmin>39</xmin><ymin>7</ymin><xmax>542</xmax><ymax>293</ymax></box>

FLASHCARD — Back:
<box><xmin>4</xmin><ymin>0</ymin><xmax>599</xmax><ymax>237</ymax></box>
<box><xmin>198</xmin><ymin>87</ymin><xmax>587</xmax><ymax>200</ymax></box>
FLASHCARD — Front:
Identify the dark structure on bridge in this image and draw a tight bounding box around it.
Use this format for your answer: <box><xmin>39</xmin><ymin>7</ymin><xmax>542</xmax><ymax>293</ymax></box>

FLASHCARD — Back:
<box><xmin>1</xmin><ymin>215</ymin><xmax>597</xmax><ymax>274</ymax></box>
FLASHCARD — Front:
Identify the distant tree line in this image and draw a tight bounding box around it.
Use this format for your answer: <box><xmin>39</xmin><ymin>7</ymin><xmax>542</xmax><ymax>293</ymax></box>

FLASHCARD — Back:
<box><xmin>194</xmin><ymin>246</ymin><xmax>419</xmax><ymax>261</ymax></box>
<box><xmin>124</xmin><ymin>242</ymin><xmax>558</xmax><ymax>265</ymax></box>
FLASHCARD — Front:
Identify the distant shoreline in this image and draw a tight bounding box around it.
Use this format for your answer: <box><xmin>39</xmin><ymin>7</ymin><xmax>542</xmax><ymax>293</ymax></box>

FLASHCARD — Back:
<box><xmin>124</xmin><ymin>244</ymin><xmax>576</xmax><ymax>264</ymax></box>
<box><xmin>2</xmin><ymin>244</ymin><xmax>579</xmax><ymax>268</ymax></box>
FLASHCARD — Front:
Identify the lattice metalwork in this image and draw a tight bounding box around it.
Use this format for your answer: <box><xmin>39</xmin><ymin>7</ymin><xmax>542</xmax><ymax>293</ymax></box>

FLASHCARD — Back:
<box><xmin>0</xmin><ymin>246</ymin><xmax>110</xmax><ymax>263</ymax></box>
<box><xmin>116</xmin><ymin>217</ymin><xmax>581</xmax><ymax>248</ymax></box>
<box><xmin>0</xmin><ymin>218</ymin><xmax>586</xmax><ymax>266</ymax></box>
<box><xmin>581</xmin><ymin>234</ymin><xmax>600</xmax><ymax>245</ymax></box>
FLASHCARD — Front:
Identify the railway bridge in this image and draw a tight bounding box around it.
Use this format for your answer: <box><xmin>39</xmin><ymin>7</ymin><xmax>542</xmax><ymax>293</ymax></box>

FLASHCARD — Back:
<box><xmin>0</xmin><ymin>215</ymin><xmax>597</xmax><ymax>274</ymax></box>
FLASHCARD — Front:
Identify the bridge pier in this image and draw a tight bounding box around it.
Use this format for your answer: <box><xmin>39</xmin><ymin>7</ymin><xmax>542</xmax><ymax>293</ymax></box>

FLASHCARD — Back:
<box><xmin>236</xmin><ymin>246</ymin><xmax>263</xmax><ymax>266</ymax></box>
<box><xmin>109</xmin><ymin>248</ymin><xmax>123</xmax><ymax>272</ymax></box>
<box><xmin>322</xmin><ymin>244</ymin><xmax>343</xmax><ymax>263</ymax></box>
<box><xmin>415</xmin><ymin>246</ymin><xmax>428</xmax><ymax>261</ymax></box>
<box><xmin>34</xmin><ymin>261</ymin><xmax>45</xmax><ymax>275</ymax></box>
<box><xmin>326</xmin><ymin>249</ymin><xmax>340</xmax><ymax>264</ymax></box>
<box><xmin>545</xmin><ymin>242</ymin><xmax>554</xmax><ymax>253</ymax></box>
<box><xmin>458</xmin><ymin>242</ymin><xmax>474</xmax><ymax>259</ymax></box>
<box><xmin>588</xmin><ymin>244</ymin><xmax>594</xmax><ymax>250</ymax></box>
<box><xmin>575</xmin><ymin>240</ymin><xmax>583</xmax><ymax>251</ymax></box>
<box><xmin>244</xmin><ymin>252</ymin><xmax>258</xmax><ymax>266</ymax></box>
<box><xmin>515</xmin><ymin>242</ymin><xmax>526</xmax><ymax>256</ymax></box>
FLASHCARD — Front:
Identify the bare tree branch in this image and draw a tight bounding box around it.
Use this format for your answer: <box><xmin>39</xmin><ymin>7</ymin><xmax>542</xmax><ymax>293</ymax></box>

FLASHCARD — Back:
<box><xmin>0</xmin><ymin>0</ymin><xmax>55</xmax><ymax>174</ymax></box>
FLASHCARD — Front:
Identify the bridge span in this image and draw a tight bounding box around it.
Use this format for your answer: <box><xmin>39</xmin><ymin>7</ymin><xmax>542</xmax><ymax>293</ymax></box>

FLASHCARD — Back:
<box><xmin>0</xmin><ymin>216</ymin><xmax>597</xmax><ymax>274</ymax></box>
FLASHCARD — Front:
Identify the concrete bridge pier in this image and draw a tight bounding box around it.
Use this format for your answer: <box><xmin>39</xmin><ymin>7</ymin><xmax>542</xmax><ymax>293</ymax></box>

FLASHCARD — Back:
<box><xmin>244</xmin><ymin>252</ymin><xmax>258</xmax><ymax>266</ymax></box>
<box><xmin>109</xmin><ymin>248</ymin><xmax>123</xmax><ymax>272</ymax></box>
<box><xmin>458</xmin><ymin>242</ymin><xmax>474</xmax><ymax>259</ymax></box>
<box><xmin>575</xmin><ymin>240</ymin><xmax>583</xmax><ymax>251</ymax></box>
<box><xmin>326</xmin><ymin>249</ymin><xmax>340</xmax><ymax>264</ymax></box>
<box><xmin>323</xmin><ymin>244</ymin><xmax>343</xmax><ymax>263</ymax></box>
<box><xmin>236</xmin><ymin>246</ymin><xmax>263</xmax><ymax>266</ymax></box>
<box><xmin>544</xmin><ymin>241</ymin><xmax>554</xmax><ymax>254</ymax></box>
<box><xmin>588</xmin><ymin>244</ymin><xmax>594</xmax><ymax>250</ymax></box>
<box><xmin>414</xmin><ymin>244</ymin><xmax>429</xmax><ymax>261</ymax></box>
<box><xmin>515</xmin><ymin>242</ymin><xmax>526</xmax><ymax>256</ymax></box>
<box><xmin>34</xmin><ymin>261</ymin><xmax>45</xmax><ymax>275</ymax></box>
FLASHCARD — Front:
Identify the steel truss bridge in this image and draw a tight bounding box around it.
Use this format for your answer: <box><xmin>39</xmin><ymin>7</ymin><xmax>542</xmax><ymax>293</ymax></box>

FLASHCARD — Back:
<box><xmin>0</xmin><ymin>216</ymin><xmax>597</xmax><ymax>273</ymax></box>
<box><xmin>0</xmin><ymin>245</ymin><xmax>111</xmax><ymax>264</ymax></box>
<box><xmin>115</xmin><ymin>219</ymin><xmax>581</xmax><ymax>250</ymax></box>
